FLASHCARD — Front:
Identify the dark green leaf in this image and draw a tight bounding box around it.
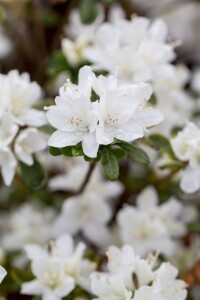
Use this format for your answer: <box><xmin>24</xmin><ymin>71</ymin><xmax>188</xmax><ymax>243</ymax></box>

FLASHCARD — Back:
<box><xmin>100</xmin><ymin>147</ymin><xmax>119</xmax><ymax>181</ymax></box>
<box><xmin>60</xmin><ymin>146</ymin><xmax>73</xmax><ymax>157</ymax></box>
<box><xmin>148</xmin><ymin>134</ymin><xmax>174</xmax><ymax>155</ymax></box>
<box><xmin>20</xmin><ymin>159</ymin><xmax>46</xmax><ymax>190</ymax></box>
<box><xmin>79</xmin><ymin>0</ymin><xmax>98</xmax><ymax>24</ymax></box>
<box><xmin>49</xmin><ymin>146</ymin><xmax>61</xmax><ymax>156</ymax></box>
<box><xmin>119</xmin><ymin>142</ymin><xmax>150</xmax><ymax>165</ymax></box>
<box><xmin>72</xmin><ymin>143</ymin><xmax>84</xmax><ymax>156</ymax></box>
<box><xmin>111</xmin><ymin>147</ymin><xmax>127</xmax><ymax>160</ymax></box>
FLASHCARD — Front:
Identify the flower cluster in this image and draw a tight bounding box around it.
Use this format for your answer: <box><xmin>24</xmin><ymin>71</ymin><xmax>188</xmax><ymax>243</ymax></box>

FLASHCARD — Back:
<box><xmin>21</xmin><ymin>234</ymin><xmax>96</xmax><ymax>300</ymax></box>
<box><xmin>117</xmin><ymin>186</ymin><xmax>196</xmax><ymax>257</ymax></box>
<box><xmin>0</xmin><ymin>70</ymin><xmax>47</xmax><ymax>185</ymax></box>
<box><xmin>47</xmin><ymin>66</ymin><xmax>163</xmax><ymax>158</ymax></box>
<box><xmin>90</xmin><ymin>244</ymin><xmax>187</xmax><ymax>300</ymax></box>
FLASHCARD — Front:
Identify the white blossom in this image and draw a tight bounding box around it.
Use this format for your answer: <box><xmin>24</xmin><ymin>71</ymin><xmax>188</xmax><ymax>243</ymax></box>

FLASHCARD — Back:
<box><xmin>47</xmin><ymin>66</ymin><xmax>162</xmax><ymax>158</ymax></box>
<box><xmin>85</xmin><ymin>16</ymin><xmax>175</xmax><ymax>84</ymax></box>
<box><xmin>14</xmin><ymin>128</ymin><xmax>47</xmax><ymax>166</ymax></box>
<box><xmin>153</xmin><ymin>64</ymin><xmax>193</xmax><ymax>135</ymax></box>
<box><xmin>117</xmin><ymin>186</ymin><xmax>193</xmax><ymax>257</ymax></box>
<box><xmin>21</xmin><ymin>234</ymin><xmax>95</xmax><ymax>299</ymax></box>
<box><xmin>170</xmin><ymin>122</ymin><xmax>200</xmax><ymax>193</ymax></box>
<box><xmin>90</xmin><ymin>244</ymin><xmax>187</xmax><ymax>300</ymax></box>
<box><xmin>0</xmin><ymin>70</ymin><xmax>46</xmax><ymax>126</ymax></box>
<box><xmin>0</xmin><ymin>114</ymin><xmax>18</xmax><ymax>185</ymax></box>
<box><xmin>1</xmin><ymin>203</ymin><xmax>55</xmax><ymax>251</ymax></box>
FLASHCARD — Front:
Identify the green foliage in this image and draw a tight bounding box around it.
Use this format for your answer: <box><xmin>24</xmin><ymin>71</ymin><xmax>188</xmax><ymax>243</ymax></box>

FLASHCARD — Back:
<box><xmin>11</xmin><ymin>267</ymin><xmax>34</xmax><ymax>285</ymax></box>
<box><xmin>111</xmin><ymin>147</ymin><xmax>127</xmax><ymax>160</ymax></box>
<box><xmin>147</xmin><ymin>134</ymin><xmax>176</xmax><ymax>158</ymax></box>
<box><xmin>118</xmin><ymin>142</ymin><xmax>150</xmax><ymax>165</ymax></box>
<box><xmin>46</xmin><ymin>50</ymin><xmax>70</xmax><ymax>77</ymax></box>
<box><xmin>188</xmin><ymin>222</ymin><xmax>200</xmax><ymax>233</ymax></box>
<box><xmin>49</xmin><ymin>146</ymin><xmax>61</xmax><ymax>156</ymax></box>
<box><xmin>100</xmin><ymin>147</ymin><xmax>119</xmax><ymax>181</ymax></box>
<box><xmin>79</xmin><ymin>0</ymin><xmax>99</xmax><ymax>24</ymax></box>
<box><xmin>19</xmin><ymin>159</ymin><xmax>46</xmax><ymax>190</ymax></box>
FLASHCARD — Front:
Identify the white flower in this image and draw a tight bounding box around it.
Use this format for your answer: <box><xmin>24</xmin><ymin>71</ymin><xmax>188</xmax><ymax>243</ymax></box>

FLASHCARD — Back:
<box><xmin>47</xmin><ymin>66</ymin><xmax>162</xmax><ymax>158</ymax></box>
<box><xmin>90</xmin><ymin>244</ymin><xmax>187</xmax><ymax>300</ymax></box>
<box><xmin>1</xmin><ymin>203</ymin><xmax>55</xmax><ymax>252</ymax></box>
<box><xmin>153</xmin><ymin>64</ymin><xmax>193</xmax><ymax>135</ymax></box>
<box><xmin>117</xmin><ymin>186</ymin><xmax>191</xmax><ymax>257</ymax></box>
<box><xmin>85</xmin><ymin>16</ymin><xmax>175</xmax><ymax>84</ymax></box>
<box><xmin>65</xmin><ymin>6</ymin><xmax>104</xmax><ymax>41</ymax></box>
<box><xmin>0</xmin><ymin>113</ymin><xmax>47</xmax><ymax>185</ymax></box>
<box><xmin>47</xmin><ymin>66</ymin><xmax>98</xmax><ymax>158</ymax></box>
<box><xmin>170</xmin><ymin>122</ymin><xmax>200</xmax><ymax>193</ymax></box>
<box><xmin>14</xmin><ymin>128</ymin><xmax>47</xmax><ymax>166</ymax></box>
<box><xmin>152</xmin><ymin>263</ymin><xmax>187</xmax><ymax>300</ymax></box>
<box><xmin>0</xmin><ymin>70</ymin><xmax>46</xmax><ymax>126</ymax></box>
<box><xmin>62</xmin><ymin>36</ymin><xmax>89</xmax><ymax>65</ymax></box>
<box><xmin>0</xmin><ymin>114</ymin><xmax>18</xmax><ymax>185</ymax></box>
<box><xmin>92</xmin><ymin>75</ymin><xmax>162</xmax><ymax>145</ymax></box>
<box><xmin>0</xmin><ymin>265</ymin><xmax>7</xmax><ymax>284</ymax></box>
<box><xmin>21</xmin><ymin>234</ymin><xmax>95</xmax><ymax>299</ymax></box>
<box><xmin>53</xmin><ymin>191</ymin><xmax>112</xmax><ymax>248</ymax></box>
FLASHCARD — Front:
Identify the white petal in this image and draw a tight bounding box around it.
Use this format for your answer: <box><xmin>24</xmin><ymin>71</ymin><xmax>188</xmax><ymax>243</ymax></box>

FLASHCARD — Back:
<box><xmin>48</xmin><ymin>130</ymin><xmax>81</xmax><ymax>148</ymax></box>
<box><xmin>82</xmin><ymin>132</ymin><xmax>99</xmax><ymax>158</ymax></box>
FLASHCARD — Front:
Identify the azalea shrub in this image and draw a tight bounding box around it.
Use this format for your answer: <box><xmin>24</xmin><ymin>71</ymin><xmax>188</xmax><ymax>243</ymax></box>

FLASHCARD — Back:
<box><xmin>0</xmin><ymin>0</ymin><xmax>200</xmax><ymax>299</ymax></box>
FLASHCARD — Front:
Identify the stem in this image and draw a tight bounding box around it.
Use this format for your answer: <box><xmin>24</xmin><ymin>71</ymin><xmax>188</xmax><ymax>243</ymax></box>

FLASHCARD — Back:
<box><xmin>72</xmin><ymin>163</ymin><xmax>96</xmax><ymax>196</ymax></box>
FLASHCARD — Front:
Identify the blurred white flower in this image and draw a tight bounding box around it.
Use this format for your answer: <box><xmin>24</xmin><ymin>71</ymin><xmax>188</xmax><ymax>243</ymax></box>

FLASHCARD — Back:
<box><xmin>90</xmin><ymin>244</ymin><xmax>187</xmax><ymax>300</ymax></box>
<box><xmin>171</xmin><ymin>122</ymin><xmax>200</xmax><ymax>193</ymax></box>
<box><xmin>0</xmin><ymin>114</ymin><xmax>18</xmax><ymax>185</ymax></box>
<box><xmin>14</xmin><ymin>128</ymin><xmax>47</xmax><ymax>166</ymax></box>
<box><xmin>65</xmin><ymin>6</ymin><xmax>104</xmax><ymax>41</ymax></box>
<box><xmin>117</xmin><ymin>186</ymin><xmax>193</xmax><ymax>257</ymax></box>
<box><xmin>62</xmin><ymin>35</ymin><xmax>88</xmax><ymax>65</ymax></box>
<box><xmin>153</xmin><ymin>64</ymin><xmax>193</xmax><ymax>135</ymax></box>
<box><xmin>0</xmin><ymin>70</ymin><xmax>46</xmax><ymax>127</ymax></box>
<box><xmin>53</xmin><ymin>192</ymin><xmax>112</xmax><ymax>248</ymax></box>
<box><xmin>85</xmin><ymin>17</ymin><xmax>175</xmax><ymax>83</ymax></box>
<box><xmin>21</xmin><ymin>234</ymin><xmax>95</xmax><ymax>299</ymax></box>
<box><xmin>47</xmin><ymin>66</ymin><xmax>162</xmax><ymax>158</ymax></box>
<box><xmin>0</xmin><ymin>265</ymin><xmax>7</xmax><ymax>284</ymax></box>
<box><xmin>1</xmin><ymin>203</ymin><xmax>55</xmax><ymax>251</ymax></box>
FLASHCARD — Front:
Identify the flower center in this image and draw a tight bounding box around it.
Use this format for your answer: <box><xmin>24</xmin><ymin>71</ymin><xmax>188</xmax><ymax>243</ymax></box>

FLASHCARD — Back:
<box><xmin>44</xmin><ymin>270</ymin><xmax>61</xmax><ymax>288</ymax></box>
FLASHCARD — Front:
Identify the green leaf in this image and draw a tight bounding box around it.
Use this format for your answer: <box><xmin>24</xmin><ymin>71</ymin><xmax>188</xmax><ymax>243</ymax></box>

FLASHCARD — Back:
<box><xmin>11</xmin><ymin>267</ymin><xmax>34</xmax><ymax>285</ymax></box>
<box><xmin>100</xmin><ymin>147</ymin><xmax>119</xmax><ymax>181</ymax></box>
<box><xmin>148</xmin><ymin>134</ymin><xmax>174</xmax><ymax>156</ymax></box>
<box><xmin>60</xmin><ymin>146</ymin><xmax>73</xmax><ymax>157</ymax></box>
<box><xmin>49</xmin><ymin>146</ymin><xmax>61</xmax><ymax>156</ymax></box>
<box><xmin>111</xmin><ymin>147</ymin><xmax>127</xmax><ymax>160</ymax></box>
<box><xmin>188</xmin><ymin>222</ymin><xmax>200</xmax><ymax>233</ymax></box>
<box><xmin>119</xmin><ymin>142</ymin><xmax>150</xmax><ymax>165</ymax></box>
<box><xmin>20</xmin><ymin>159</ymin><xmax>46</xmax><ymax>190</ymax></box>
<box><xmin>46</xmin><ymin>50</ymin><xmax>69</xmax><ymax>77</ymax></box>
<box><xmin>72</xmin><ymin>143</ymin><xmax>84</xmax><ymax>156</ymax></box>
<box><xmin>79</xmin><ymin>0</ymin><xmax>99</xmax><ymax>24</ymax></box>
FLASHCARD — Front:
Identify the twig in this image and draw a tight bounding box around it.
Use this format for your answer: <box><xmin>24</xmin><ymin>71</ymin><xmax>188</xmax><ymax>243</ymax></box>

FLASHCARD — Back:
<box><xmin>70</xmin><ymin>163</ymin><xmax>96</xmax><ymax>197</ymax></box>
